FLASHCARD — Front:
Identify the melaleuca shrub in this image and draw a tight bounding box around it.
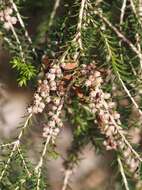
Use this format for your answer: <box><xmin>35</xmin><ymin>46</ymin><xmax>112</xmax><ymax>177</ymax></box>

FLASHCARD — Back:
<box><xmin>0</xmin><ymin>0</ymin><xmax>142</xmax><ymax>190</ymax></box>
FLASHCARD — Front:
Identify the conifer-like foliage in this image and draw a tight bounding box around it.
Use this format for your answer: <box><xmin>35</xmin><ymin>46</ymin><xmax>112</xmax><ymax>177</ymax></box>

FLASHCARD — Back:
<box><xmin>0</xmin><ymin>0</ymin><xmax>142</xmax><ymax>189</ymax></box>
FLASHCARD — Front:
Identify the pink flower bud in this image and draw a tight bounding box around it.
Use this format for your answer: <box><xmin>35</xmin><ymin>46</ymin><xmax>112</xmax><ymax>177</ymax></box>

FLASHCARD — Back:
<box><xmin>94</xmin><ymin>71</ymin><xmax>101</xmax><ymax>77</ymax></box>
<box><xmin>3</xmin><ymin>22</ymin><xmax>11</xmax><ymax>30</ymax></box>
<box><xmin>4</xmin><ymin>8</ymin><xmax>13</xmax><ymax>15</ymax></box>
<box><xmin>104</xmin><ymin>93</ymin><xmax>111</xmax><ymax>99</ymax></box>
<box><xmin>5</xmin><ymin>15</ymin><xmax>11</xmax><ymax>22</ymax></box>
<box><xmin>85</xmin><ymin>80</ymin><xmax>92</xmax><ymax>87</ymax></box>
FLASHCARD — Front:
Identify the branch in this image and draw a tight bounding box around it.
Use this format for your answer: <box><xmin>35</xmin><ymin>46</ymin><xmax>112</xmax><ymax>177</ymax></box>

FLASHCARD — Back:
<box><xmin>59</xmin><ymin>0</ymin><xmax>87</xmax><ymax>62</ymax></box>
<box><xmin>72</xmin><ymin>0</ymin><xmax>87</xmax><ymax>59</ymax></box>
<box><xmin>9</xmin><ymin>22</ymin><xmax>25</xmax><ymax>62</ymax></box>
<box><xmin>61</xmin><ymin>169</ymin><xmax>72</xmax><ymax>190</ymax></box>
<box><xmin>17</xmin><ymin>147</ymin><xmax>31</xmax><ymax>177</ymax></box>
<box><xmin>129</xmin><ymin>0</ymin><xmax>142</xmax><ymax>71</ymax></box>
<box><xmin>103</xmin><ymin>100</ymin><xmax>142</xmax><ymax>162</ymax></box>
<box><xmin>34</xmin><ymin>96</ymin><xmax>64</xmax><ymax>190</ymax></box>
<box><xmin>120</xmin><ymin>0</ymin><xmax>127</xmax><ymax>27</ymax></box>
<box><xmin>0</xmin><ymin>140</ymin><xmax>18</xmax><ymax>181</ymax></box>
<box><xmin>48</xmin><ymin>0</ymin><xmax>61</xmax><ymax>29</ymax></box>
<box><xmin>96</xmin><ymin>11</ymin><xmax>142</xmax><ymax>60</ymax></box>
<box><xmin>117</xmin><ymin>72</ymin><xmax>142</xmax><ymax>117</ymax></box>
<box><xmin>100</xmin><ymin>28</ymin><xmax>142</xmax><ymax>118</ymax></box>
<box><xmin>35</xmin><ymin>134</ymin><xmax>52</xmax><ymax>190</ymax></box>
<box><xmin>0</xmin><ymin>113</ymin><xmax>32</xmax><ymax>181</ymax></box>
<box><xmin>9</xmin><ymin>0</ymin><xmax>36</xmax><ymax>56</ymax></box>
<box><xmin>117</xmin><ymin>157</ymin><xmax>130</xmax><ymax>190</ymax></box>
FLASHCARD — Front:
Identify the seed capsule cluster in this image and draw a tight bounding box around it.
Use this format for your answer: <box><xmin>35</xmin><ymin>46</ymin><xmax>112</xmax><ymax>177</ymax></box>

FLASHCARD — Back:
<box><xmin>82</xmin><ymin>63</ymin><xmax>140</xmax><ymax>176</ymax></box>
<box><xmin>28</xmin><ymin>64</ymin><xmax>63</xmax><ymax>114</ymax></box>
<box><xmin>27</xmin><ymin>60</ymin><xmax>141</xmax><ymax>176</ymax></box>
<box><xmin>0</xmin><ymin>7</ymin><xmax>17</xmax><ymax>30</ymax></box>
<box><xmin>42</xmin><ymin>98</ymin><xmax>63</xmax><ymax>143</ymax></box>
<box><xmin>28</xmin><ymin>63</ymin><xmax>64</xmax><ymax>142</ymax></box>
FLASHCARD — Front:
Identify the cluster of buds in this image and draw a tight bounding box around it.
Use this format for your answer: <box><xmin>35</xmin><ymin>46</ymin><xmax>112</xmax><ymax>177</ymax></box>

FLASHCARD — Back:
<box><xmin>42</xmin><ymin>97</ymin><xmax>63</xmax><ymax>143</ymax></box>
<box><xmin>28</xmin><ymin>62</ymin><xmax>64</xmax><ymax>141</ymax></box>
<box><xmin>28</xmin><ymin>79</ymin><xmax>50</xmax><ymax>114</ymax></box>
<box><xmin>28</xmin><ymin>64</ymin><xmax>63</xmax><ymax>114</ymax></box>
<box><xmin>0</xmin><ymin>7</ymin><xmax>17</xmax><ymax>30</ymax></box>
<box><xmin>82</xmin><ymin>63</ymin><xmax>141</xmax><ymax>176</ymax></box>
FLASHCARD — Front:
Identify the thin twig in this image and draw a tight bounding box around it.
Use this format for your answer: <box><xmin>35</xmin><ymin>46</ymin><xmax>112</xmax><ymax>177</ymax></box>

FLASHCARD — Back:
<box><xmin>129</xmin><ymin>0</ymin><xmax>142</xmax><ymax>71</ymax></box>
<box><xmin>119</xmin><ymin>0</ymin><xmax>128</xmax><ymax>81</ymax></box>
<box><xmin>17</xmin><ymin>147</ymin><xmax>31</xmax><ymax>177</ymax></box>
<box><xmin>96</xmin><ymin>11</ymin><xmax>142</xmax><ymax>59</ymax></box>
<box><xmin>136</xmin><ymin>33</ymin><xmax>142</xmax><ymax>71</ymax></box>
<box><xmin>120</xmin><ymin>0</ymin><xmax>127</xmax><ymax>27</ymax></box>
<box><xmin>61</xmin><ymin>169</ymin><xmax>72</xmax><ymax>190</ymax></box>
<box><xmin>18</xmin><ymin>113</ymin><xmax>32</xmax><ymax>140</ymax></box>
<box><xmin>82</xmin><ymin>99</ymin><xmax>142</xmax><ymax>162</ymax></box>
<box><xmin>34</xmin><ymin>76</ymin><xmax>76</xmax><ymax>189</ymax></box>
<box><xmin>0</xmin><ymin>113</ymin><xmax>32</xmax><ymax>181</ymax></box>
<box><xmin>129</xmin><ymin>0</ymin><xmax>137</xmax><ymax>16</ymax></box>
<box><xmin>117</xmin><ymin>157</ymin><xmax>130</xmax><ymax>190</ymax></box>
<box><xmin>9</xmin><ymin>22</ymin><xmax>25</xmax><ymax>62</ymax></box>
<box><xmin>14</xmin><ymin>178</ymin><xmax>26</xmax><ymax>190</ymax></box>
<box><xmin>48</xmin><ymin>0</ymin><xmax>61</xmax><ymax>29</ymax></box>
<box><xmin>73</xmin><ymin>0</ymin><xmax>87</xmax><ymax>48</ymax></box>
<box><xmin>129</xmin><ymin>0</ymin><xmax>142</xmax><ymax>26</ymax></box>
<box><xmin>59</xmin><ymin>0</ymin><xmax>87</xmax><ymax>62</ymax></box>
<box><xmin>3</xmin><ymin>36</ymin><xmax>13</xmax><ymax>47</ymax></box>
<box><xmin>9</xmin><ymin>0</ymin><xmax>36</xmax><ymax>56</ymax></box>
<box><xmin>35</xmin><ymin>96</ymin><xmax>64</xmax><ymax>189</ymax></box>
<box><xmin>35</xmin><ymin>135</ymin><xmax>52</xmax><ymax>190</ymax></box>
<box><xmin>138</xmin><ymin>0</ymin><xmax>142</xmax><ymax>22</ymax></box>
<box><xmin>100</xmin><ymin>24</ymin><xmax>142</xmax><ymax>117</ymax></box>
<box><xmin>117</xmin><ymin>72</ymin><xmax>142</xmax><ymax>117</ymax></box>
<box><xmin>0</xmin><ymin>141</ymin><xmax>16</xmax><ymax>148</ymax></box>
<box><xmin>0</xmin><ymin>140</ymin><xmax>18</xmax><ymax>181</ymax></box>
<box><xmin>103</xmin><ymin>100</ymin><xmax>142</xmax><ymax>162</ymax></box>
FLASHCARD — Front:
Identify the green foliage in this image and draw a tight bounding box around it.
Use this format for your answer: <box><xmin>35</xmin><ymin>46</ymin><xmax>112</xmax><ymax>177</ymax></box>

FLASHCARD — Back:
<box><xmin>66</xmin><ymin>99</ymin><xmax>104</xmax><ymax>154</ymax></box>
<box><xmin>10</xmin><ymin>57</ymin><xmax>37</xmax><ymax>86</ymax></box>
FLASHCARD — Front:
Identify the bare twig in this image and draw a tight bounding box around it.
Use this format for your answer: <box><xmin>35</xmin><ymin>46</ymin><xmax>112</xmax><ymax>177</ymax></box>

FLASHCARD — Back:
<box><xmin>117</xmin><ymin>72</ymin><xmax>142</xmax><ymax>117</ymax></box>
<box><xmin>138</xmin><ymin>0</ymin><xmax>142</xmax><ymax>21</ymax></box>
<box><xmin>120</xmin><ymin>0</ymin><xmax>127</xmax><ymax>27</ymax></box>
<box><xmin>35</xmin><ymin>135</ymin><xmax>52</xmax><ymax>190</ymax></box>
<box><xmin>48</xmin><ymin>0</ymin><xmax>61</xmax><ymax>29</ymax></box>
<box><xmin>117</xmin><ymin>157</ymin><xmax>130</xmax><ymax>190</ymax></box>
<box><xmin>61</xmin><ymin>169</ymin><xmax>72</xmax><ymax>190</ymax></box>
<box><xmin>18</xmin><ymin>113</ymin><xmax>32</xmax><ymax>140</ymax></box>
<box><xmin>0</xmin><ymin>141</ymin><xmax>17</xmax><ymax>148</ymax></box>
